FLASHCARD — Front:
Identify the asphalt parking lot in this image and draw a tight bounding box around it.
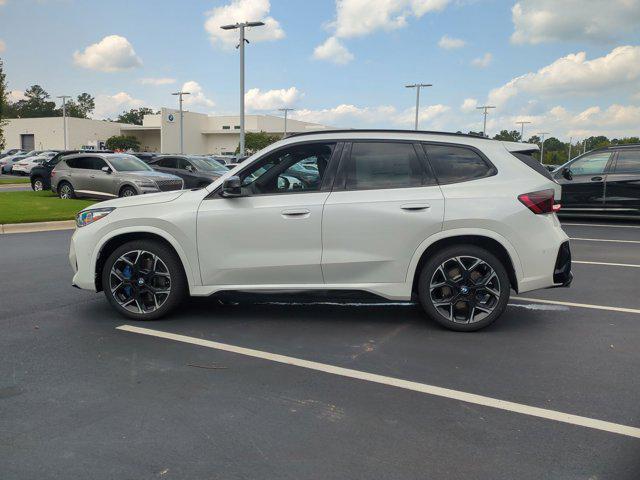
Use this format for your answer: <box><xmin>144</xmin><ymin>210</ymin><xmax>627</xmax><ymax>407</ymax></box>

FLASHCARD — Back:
<box><xmin>1</xmin><ymin>221</ymin><xmax>639</xmax><ymax>479</ymax></box>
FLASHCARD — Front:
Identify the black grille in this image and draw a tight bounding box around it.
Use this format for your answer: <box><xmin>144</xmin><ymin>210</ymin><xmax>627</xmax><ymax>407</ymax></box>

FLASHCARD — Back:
<box><xmin>155</xmin><ymin>179</ymin><xmax>183</xmax><ymax>191</ymax></box>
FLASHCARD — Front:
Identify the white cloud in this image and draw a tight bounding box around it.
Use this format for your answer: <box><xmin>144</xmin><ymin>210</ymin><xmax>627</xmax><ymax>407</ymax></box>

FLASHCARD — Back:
<box><xmin>488</xmin><ymin>45</ymin><xmax>640</xmax><ymax>106</ymax></box>
<box><xmin>460</xmin><ymin>98</ymin><xmax>478</xmax><ymax>112</ymax></box>
<box><xmin>471</xmin><ymin>52</ymin><xmax>492</xmax><ymax>68</ymax></box>
<box><xmin>138</xmin><ymin>77</ymin><xmax>176</xmax><ymax>86</ymax></box>
<box><xmin>313</xmin><ymin>37</ymin><xmax>354</xmax><ymax>65</ymax></box>
<box><xmin>204</xmin><ymin>0</ymin><xmax>284</xmax><ymax>48</ymax></box>
<box><xmin>511</xmin><ymin>0</ymin><xmax>640</xmax><ymax>45</ymax></box>
<box><xmin>245</xmin><ymin>87</ymin><xmax>302</xmax><ymax>111</ymax></box>
<box><xmin>8</xmin><ymin>90</ymin><xmax>25</xmax><ymax>102</ymax></box>
<box><xmin>93</xmin><ymin>92</ymin><xmax>145</xmax><ymax>119</ymax></box>
<box><xmin>180</xmin><ymin>81</ymin><xmax>215</xmax><ymax>109</ymax></box>
<box><xmin>438</xmin><ymin>35</ymin><xmax>465</xmax><ymax>50</ymax></box>
<box><xmin>73</xmin><ymin>35</ymin><xmax>142</xmax><ymax>72</ymax></box>
<box><xmin>0</xmin><ymin>0</ymin><xmax>6</xmax><ymax>6</ymax></box>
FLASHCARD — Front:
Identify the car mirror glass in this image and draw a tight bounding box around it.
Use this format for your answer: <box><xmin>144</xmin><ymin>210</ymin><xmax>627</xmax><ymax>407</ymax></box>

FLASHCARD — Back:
<box><xmin>220</xmin><ymin>175</ymin><xmax>243</xmax><ymax>198</ymax></box>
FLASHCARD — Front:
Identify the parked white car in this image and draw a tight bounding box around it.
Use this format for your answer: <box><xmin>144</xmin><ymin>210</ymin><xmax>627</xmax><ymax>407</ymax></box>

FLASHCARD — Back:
<box><xmin>69</xmin><ymin>130</ymin><xmax>572</xmax><ymax>331</ymax></box>
<box><xmin>11</xmin><ymin>151</ymin><xmax>57</xmax><ymax>175</ymax></box>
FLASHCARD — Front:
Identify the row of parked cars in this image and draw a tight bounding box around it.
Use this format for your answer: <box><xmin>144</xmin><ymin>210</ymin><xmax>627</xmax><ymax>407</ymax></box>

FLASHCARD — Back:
<box><xmin>0</xmin><ymin>149</ymin><xmax>61</xmax><ymax>174</ymax></box>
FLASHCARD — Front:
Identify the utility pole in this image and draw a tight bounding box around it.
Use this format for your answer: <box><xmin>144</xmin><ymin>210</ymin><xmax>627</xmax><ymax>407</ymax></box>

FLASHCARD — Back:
<box><xmin>477</xmin><ymin>105</ymin><xmax>496</xmax><ymax>137</ymax></box>
<box><xmin>171</xmin><ymin>91</ymin><xmax>191</xmax><ymax>154</ymax></box>
<box><xmin>278</xmin><ymin>108</ymin><xmax>295</xmax><ymax>138</ymax></box>
<box><xmin>57</xmin><ymin>95</ymin><xmax>70</xmax><ymax>150</ymax></box>
<box><xmin>405</xmin><ymin>83</ymin><xmax>432</xmax><ymax>130</ymax></box>
<box><xmin>537</xmin><ymin>132</ymin><xmax>550</xmax><ymax>163</ymax></box>
<box><xmin>568</xmin><ymin>136</ymin><xmax>572</xmax><ymax>161</ymax></box>
<box><xmin>516</xmin><ymin>120</ymin><xmax>531</xmax><ymax>142</ymax></box>
<box><xmin>221</xmin><ymin>21</ymin><xmax>266</xmax><ymax>157</ymax></box>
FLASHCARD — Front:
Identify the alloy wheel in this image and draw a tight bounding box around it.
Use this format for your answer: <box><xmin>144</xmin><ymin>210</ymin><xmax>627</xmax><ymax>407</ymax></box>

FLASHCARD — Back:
<box><xmin>429</xmin><ymin>256</ymin><xmax>501</xmax><ymax>324</ymax></box>
<box><xmin>60</xmin><ymin>184</ymin><xmax>72</xmax><ymax>199</ymax></box>
<box><xmin>109</xmin><ymin>250</ymin><xmax>172</xmax><ymax>314</ymax></box>
<box><xmin>33</xmin><ymin>180</ymin><xmax>43</xmax><ymax>191</ymax></box>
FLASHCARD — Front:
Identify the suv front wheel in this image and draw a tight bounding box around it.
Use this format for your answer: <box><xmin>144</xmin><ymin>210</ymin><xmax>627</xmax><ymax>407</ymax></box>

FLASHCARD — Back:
<box><xmin>418</xmin><ymin>245</ymin><xmax>510</xmax><ymax>331</ymax></box>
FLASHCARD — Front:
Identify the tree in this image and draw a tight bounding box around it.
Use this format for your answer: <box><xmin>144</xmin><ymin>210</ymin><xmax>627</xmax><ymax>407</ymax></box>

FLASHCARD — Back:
<box><xmin>236</xmin><ymin>131</ymin><xmax>281</xmax><ymax>154</ymax></box>
<box><xmin>493</xmin><ymin>129</ymin><xmax>521</xmax><ymax>142</ymax></box>
<box><xmin>7</xmin><ymin>84</ymin><xmax>59</xmax><ymax>118</ymax></box>
<box><xmin>116</xmin><ymin>107</ymin><xmax>155</xmax><ymax>125</ymax></box>
<box><xmin>66</xmin><ymin>93</ymin><xmax>95</xmax><ymax>119</ymax></box>
<box><xmin>105</xmin><ymin>135</ymin><xmax>141</xmax><ymax>151</ymax></box>
<box><xmin>0</xmin><ymin>59</ymin><xmax>7</xmax><ymax>150</ymax></box>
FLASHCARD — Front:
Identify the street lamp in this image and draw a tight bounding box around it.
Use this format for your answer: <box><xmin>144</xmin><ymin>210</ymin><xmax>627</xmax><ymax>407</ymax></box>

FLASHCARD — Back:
<box><xmin>516</xmin><ymin>120</ymin><xmax>531</xmax><ymax>142</ymax></box>
<box><xmin>57</xmin><ymin>95</ymin><xmax>70</xmax><ymax>149</ymax></box>
<box><xmin>171</xmin><ymin>91</ymin><xmax>191</xmax><ymax>154</ymax></box>
<box><xmin>476</xmin><ymin>105</ymin><xmax>496</xmax><ymax>138</ymax></box>
<box><xmin>221</xmin><ymin>21</ymin><xmax>266</xmax><ymax>157</ymax></box>
<box><xmin>278</xmin><ymin>108</ymin><xmax>295</xmax><ymax>137</ymax></box>
<box><xmin>537</xmin><ymin>132</ymin><xmax>550</xmax><ymax>163</ymax></box>
<box><xmin>405</xmin><ymin>83</ymin><xmax>432</xmax><ymax>130</ymax></box>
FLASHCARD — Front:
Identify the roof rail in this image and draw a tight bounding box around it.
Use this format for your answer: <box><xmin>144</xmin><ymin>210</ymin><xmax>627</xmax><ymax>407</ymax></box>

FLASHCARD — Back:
<box><xmin>286</xmin><ymin>129</ymin><xmax>491</xmax><ymax>140</ymax></box>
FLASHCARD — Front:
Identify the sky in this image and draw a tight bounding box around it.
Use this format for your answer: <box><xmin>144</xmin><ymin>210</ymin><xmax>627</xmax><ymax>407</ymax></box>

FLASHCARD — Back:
<box><xmin>1</xmin><ymin>0</ymin><xmax>639</xmax><ymax>141</ymax></box>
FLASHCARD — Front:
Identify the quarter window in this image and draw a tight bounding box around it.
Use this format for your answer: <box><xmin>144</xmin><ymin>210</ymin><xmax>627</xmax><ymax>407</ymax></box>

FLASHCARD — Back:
<box><xmin>568</xmin><ymin>152</ymin><xmax>611</xmax><ymax>175</ymax></box>
<box><xmin>424</xmin><ymin>145</ymin><xmax>493</xmax><ymax>184</ymax></box>
<box><xmin>346</xmin><ymin>142</ymin><xmax>426</xmax><ymax>190</ymax></box>
<box><xmin>614</xmin><ymin>151</ymin><xmax>640</xmax><ymax>174</ymax></box>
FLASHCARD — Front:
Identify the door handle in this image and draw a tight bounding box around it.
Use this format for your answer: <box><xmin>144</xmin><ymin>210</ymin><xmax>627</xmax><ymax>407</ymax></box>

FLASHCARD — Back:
<box><xmin>591</xmin><ymin>176</ymin><xmax>603</xmax><ymax>181</ymax></box>
<box><xmin>281</xmin><ymin>208</ymin><xmax>310</xmax><ymax>218</ymax></box>
<box><xmin>401</xmin><ymin>203</ymin><xmax>431</xmax><ymax>211</ymax></box>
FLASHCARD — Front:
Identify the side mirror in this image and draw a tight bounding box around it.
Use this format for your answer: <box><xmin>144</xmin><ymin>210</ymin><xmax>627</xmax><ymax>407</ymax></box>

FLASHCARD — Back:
<box><xmin>561</xmin><ymin>167</ymin><xmax>572</xmax><ymax>180</ymax></box>
<box><xmin>185</xmin><ymin>165</ymin><xmax>194</xmax><ymax>173</ymax></box>
<box><xmin>102</xmin><ymin>166</ymin><xmax>112</xmax><ymax>174</ymax></box>
<box><xmin>220</xmin><ymin>175</ymin><xmax>243</xmax><ymax>198</ymax></box>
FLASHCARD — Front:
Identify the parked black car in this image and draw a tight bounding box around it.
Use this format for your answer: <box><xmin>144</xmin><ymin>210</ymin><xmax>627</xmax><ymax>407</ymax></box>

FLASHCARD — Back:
<box><xmin>30</xmin><ymin>150</ymin><xmax>113</xmax><ymax>191</ymax></box>
<box><xmin>553</xmin><ymin>144</ymin><xmax>640</xmax><ymax>218</ymax></box>
<box><xmin>148</xmin><ymin>155</ymin><xmax>229</xmax><ymax>188</ymax></box>
<box><xmin>130</xmin><ymin>152</ymin><xmax>158</xmax><ymax>163</ymax></box>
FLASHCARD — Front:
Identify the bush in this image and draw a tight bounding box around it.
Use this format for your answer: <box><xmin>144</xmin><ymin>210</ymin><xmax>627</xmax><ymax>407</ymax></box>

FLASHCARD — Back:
<box><xmin>105</xmin><ymin>135</ymin><xmax>141</xmax><ymax>151</ymax></box>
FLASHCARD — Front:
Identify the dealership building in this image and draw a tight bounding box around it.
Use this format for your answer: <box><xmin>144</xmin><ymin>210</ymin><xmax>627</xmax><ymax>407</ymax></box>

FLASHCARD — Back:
<box><xmin>3</xmin><ymin>108</ymin><xmax>329</xmax><ymax>154</ymax></box>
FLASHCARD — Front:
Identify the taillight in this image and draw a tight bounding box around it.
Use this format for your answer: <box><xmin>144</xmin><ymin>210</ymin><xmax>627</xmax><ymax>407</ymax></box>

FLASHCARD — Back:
<box><xmin>518</xmin><ymin>189</ymin><xmax>558</xmax><ymax>214</ymax></box>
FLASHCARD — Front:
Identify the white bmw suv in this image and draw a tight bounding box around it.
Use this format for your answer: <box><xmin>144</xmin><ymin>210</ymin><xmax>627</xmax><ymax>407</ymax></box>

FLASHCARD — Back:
<box><xmin>70</xmin><ymin>130</ymin><xmax>572</xmax><ymax>331</ymax></box>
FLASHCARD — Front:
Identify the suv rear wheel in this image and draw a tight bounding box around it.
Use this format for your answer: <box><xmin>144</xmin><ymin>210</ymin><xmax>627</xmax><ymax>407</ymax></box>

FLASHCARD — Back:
<box><xmin>101</xmin><ymin>240</ymin><xmax>187</xmax><ymax>321</ymax></box>
<box><xmin>32</xmin><ymin>178</ymin><xmax>44</xmax><ymax>191</ymax></box>
<box><xmin>418</xmin><ymin>245</ymin><xmax>510</xmax><ymax>331</ymax></box>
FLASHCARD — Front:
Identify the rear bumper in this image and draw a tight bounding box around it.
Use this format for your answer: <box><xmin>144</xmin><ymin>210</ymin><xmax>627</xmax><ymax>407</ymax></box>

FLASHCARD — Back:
<box><xmin>550</xmin><ymin>241</ymin><xmax>572</xmax><ymax>288</ymax></box>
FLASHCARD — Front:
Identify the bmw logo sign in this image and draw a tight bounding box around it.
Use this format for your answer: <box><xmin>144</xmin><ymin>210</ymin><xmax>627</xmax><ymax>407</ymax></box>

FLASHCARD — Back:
<box><xmin>168</xmin><ymin>113</ymin><xmax>175</xmax><ymax>122</ymax></box>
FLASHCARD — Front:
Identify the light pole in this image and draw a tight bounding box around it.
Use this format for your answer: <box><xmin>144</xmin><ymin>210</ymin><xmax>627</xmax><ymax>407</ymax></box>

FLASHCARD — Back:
<box><xmin>405</xmin><ymin>83</ymin><xmax>432</xmax><ymax>130</ymax></box>
<box><xmin>57</xmin><ymin>95</ymin><xmax>70</xmax><ymax>149</ymax></box>
<box><xmin>476</xmin><ymin>105</ymin><xmax>496</xmax><ymax>138</ymax></box>
<box><xmin>171</xmin><ymin>91</ymin><xmax>191</xmax><ymax>154</ymax></box>
<box><xmin>567</xmin><ymin>136</ymin><xmax>572</xmax><ymax>161</ymax></box>
<box><xmin>516</xmin><ymin>120</ymin><xmax>531</xmax><ymax>142</ymax></box>
<box><xmin>537</xmin><ymin>132</ymin><xmax>550</xmax><ymax>163</ymax></box>
<box><xmin>221</xmin><ymin>21</ymin><xmax>266</xmax><ymax>157</ymax></box>
<box><xmin>278</xmin><ymin>108</ymin><xmax>295</xmax><ymax>137</ymax></box>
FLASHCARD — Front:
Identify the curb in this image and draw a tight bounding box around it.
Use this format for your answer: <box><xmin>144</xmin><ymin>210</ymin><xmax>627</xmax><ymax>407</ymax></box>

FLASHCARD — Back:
<box><xmin>0</xmin><ymin>220</ymin><xmax>76</xmax><ymax>235</ymax></box>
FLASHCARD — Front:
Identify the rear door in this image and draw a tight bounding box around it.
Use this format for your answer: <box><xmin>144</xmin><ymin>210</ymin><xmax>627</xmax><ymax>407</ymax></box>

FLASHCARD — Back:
<box><xmin>322</xmin><ymin>141</ymin><xmax>444</xmax><ymax>284</ymax></box>
<box><xmin>604</xmin><ymin>149</ymin><xmax>640</xmax><ymax>215</ymax></box>
<box><xmin>65</xmin><ymin>157</ymin><xmax>94</xmax><ymax>191</ymax></box>
<box><xmin>555</xmin><ymin>151</ymin><xmax>612</xmax><ymax>211</ymax></box>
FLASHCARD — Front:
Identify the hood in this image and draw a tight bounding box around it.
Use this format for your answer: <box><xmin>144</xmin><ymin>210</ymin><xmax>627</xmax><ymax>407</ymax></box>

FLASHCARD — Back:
<box><xmin>122</xmin><ymin>170</ymin><xmax>182</xmax><ymax>181</ymax></box>
<box><xmin>90</xmin><ymin>190</ymin><xmax>186</xmax><ymax>209</ymax></box>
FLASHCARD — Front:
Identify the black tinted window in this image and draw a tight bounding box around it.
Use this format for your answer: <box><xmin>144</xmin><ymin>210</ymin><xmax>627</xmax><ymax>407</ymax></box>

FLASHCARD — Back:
<box><xmin>346</xmin><ymin>142</ymin><xmax>425</xmax><ymax>190</ymax></box>
<box><xmin>155</xmin><ymin>158</ymin><xmax>177</xmax><ymax>168</ymax></box>
<box><xmin>66</xmin><ymin>157</ymin><xmax>94</xmax><ymax>169</ymax></box>
<box><xmin>512</xmin><ymin>150</ymin><xmax>554</xmax><ymax>180</ymax></box>
<box><xmin>424</xmin><ymin>145</ymin><xmax>493</xmax><ymax>184</ymax></box>
<box><xmin>614</xmin><ymin>151</ymin><xmax>640</xmax><ymax>174</ymax></box>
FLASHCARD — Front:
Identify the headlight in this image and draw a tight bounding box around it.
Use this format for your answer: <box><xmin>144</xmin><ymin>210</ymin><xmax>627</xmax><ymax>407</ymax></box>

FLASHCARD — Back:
<box><xmin>76</xmin><ymin>207</ymin><xmax>115</xmax><ymax>228</ymax></box>
<box><xmin>134</xmin><ymin>179</ymin><xmax>157</xmax><ymax>188</ymax></box>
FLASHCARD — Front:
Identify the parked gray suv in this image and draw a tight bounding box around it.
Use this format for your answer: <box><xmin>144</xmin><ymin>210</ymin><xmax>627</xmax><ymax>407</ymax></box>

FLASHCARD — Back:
<box><xmin>52</xmin><ymin>153</ymin><xmax>184</xmax><ymax>199</ymax></box>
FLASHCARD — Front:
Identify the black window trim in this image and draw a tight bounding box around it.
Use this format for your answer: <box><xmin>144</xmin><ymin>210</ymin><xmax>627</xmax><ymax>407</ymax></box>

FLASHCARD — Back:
<box><xmin>206</xmin><ymin>140</ymin><xmax>343</xmax><ymax>199</ymax></box>
<box><xmin>333</xmin><ymin>139</ymin><xmax>437</xmax><ymax>192</ymax></box>
<box><xmin>421</xmin><ymin>141</ymin><xmax>497</xmax><ymax>186</ymax></box>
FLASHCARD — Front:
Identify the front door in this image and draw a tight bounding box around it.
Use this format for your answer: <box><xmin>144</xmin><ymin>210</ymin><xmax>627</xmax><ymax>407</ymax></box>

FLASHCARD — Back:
<box><xmin>555</xmin><ymin>151</ymin><xmax>612</xmax><ymax>211</ymax></box>
<box><xmin>322</xmin><ymin>141</ymin><xmax>445</xmax><ymax>284</ymax></box>
<box><xmin>196</xmin><ymin>142</ymin><xmax>339</xmax><ymax>286</ymax></box>
<box><xmin>89</xmin><ymin>157</ymin><xmax>117</xmax><ymax>196</ymax></box>
<box><xmin>604</xmin><ymin>149</ymin><xmax>640</xmax><ymax>215</ymax></box>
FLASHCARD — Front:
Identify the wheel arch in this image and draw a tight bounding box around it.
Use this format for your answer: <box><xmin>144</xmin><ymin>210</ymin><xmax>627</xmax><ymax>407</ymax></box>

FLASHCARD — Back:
<box><xmin>408</xmin><ymin>230</ymin><xmax>522</xmax><ymax>295</ymax></box>
<box><xmin>118</xmin><ymin>183</ymin><xmax>138</xmax><ymax>197</ymax></box>
<box><xmin>93</xmin><ymin>228</ymin><xmax>196</xmax><ymax>293</ymax></box>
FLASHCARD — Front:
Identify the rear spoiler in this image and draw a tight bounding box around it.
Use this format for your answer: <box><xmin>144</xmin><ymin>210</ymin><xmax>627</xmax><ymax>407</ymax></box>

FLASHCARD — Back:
<box><xmin>502</xmin><ymin>141</ymin><xmax>539</xmax><ymax>153</ymax></box>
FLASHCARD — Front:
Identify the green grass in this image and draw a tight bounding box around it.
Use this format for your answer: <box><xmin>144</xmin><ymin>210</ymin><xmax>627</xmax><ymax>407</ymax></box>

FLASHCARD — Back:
<box><xmin>0</xmin><ymin>191</ymin><xmax>96</xmax><ymax>224</ymax></box>
<box><xmin>0</xmin><ymin>176</ymin><xmax>31</xmax><ymax>185</ymax></box>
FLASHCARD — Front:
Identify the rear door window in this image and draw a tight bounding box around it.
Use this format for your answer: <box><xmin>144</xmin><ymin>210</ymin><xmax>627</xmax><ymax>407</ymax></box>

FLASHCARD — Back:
<box><xmin>66</xmin><ymin>157</ymin><xmax>94</xmax><ymax>169</ymax></box>
<box><xmin>423</xmin><ymin>144</ymin><xmax>494</xmax><ymax>184</ymax></box>
<box><xmin>345</xmin><ymin>142</ymin><xmax>427</xmax><ymax>190</ymax></box>
<box><xmin>613</xmin><ymin>150</ymin><xmax>640</xmax><ymax>174</ymax></box>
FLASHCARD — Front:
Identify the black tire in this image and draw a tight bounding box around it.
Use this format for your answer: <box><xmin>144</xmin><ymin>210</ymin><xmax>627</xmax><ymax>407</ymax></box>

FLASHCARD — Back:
<box><xmin>101</xmin><ymin>240</ymin><xmax>187</xmax><ymax>321</ymax></box>
<box><xmin>417</xmin><ymin>245</ymin><xmax>510</xmax><ymax>332</ymax></box>
<box><xmin>119</xmin><ymin>186</ymin><xmax>137</xmax><ymax>197</ymax></box>
<box><xmin>57</xmin><ymin>181</ymin><xmax>75</xmax><ymax>199</ymax></box>
<box><xmin>32</xmin><ymin>178</ymin><xmax>44</xmax><ymax>191</ymax></box>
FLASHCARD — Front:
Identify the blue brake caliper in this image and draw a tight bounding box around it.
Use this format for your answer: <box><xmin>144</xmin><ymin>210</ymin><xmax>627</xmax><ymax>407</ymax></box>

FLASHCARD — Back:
<box><xmin>123</xmin><ymin>265</ymin><xmax>133</xmax><ymax>298</ymax></box>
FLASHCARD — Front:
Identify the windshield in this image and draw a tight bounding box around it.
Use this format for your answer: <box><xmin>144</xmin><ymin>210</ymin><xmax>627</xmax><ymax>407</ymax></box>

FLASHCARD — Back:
<box><xmin>190</xmin><ymin>157</ymin><xmax>229</xmax><ymax>173</ymax></box>
<box><xmin>107</xmin><ymin>155</ymin><xmax>153</xmax><ymax>172</ymax></box>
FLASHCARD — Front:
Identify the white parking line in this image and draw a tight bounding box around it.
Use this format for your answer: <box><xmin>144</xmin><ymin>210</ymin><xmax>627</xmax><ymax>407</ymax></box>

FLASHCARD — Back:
<box><xmin>512</xmin><ymin>297</ymin><xmax>640</xmax><ymax>315</ymax></box>
<box><xmin>573</xmin><ymin>260</ymin><xmax>640</xmax><ymax>268</ymax></box>
<box><xmin>570</xmin><ymin>237</ymin><xmax>640</xmax><ymax>244</ymax></box>
<box><xmin>117</xmin><ymin>324</ymin><xmax>640</xmax><ymax>439</ymax></box>
<box><xmin>563</xmin><ymin>223</ymin><xmax>640</xmax><ymax>229</ymax></box>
